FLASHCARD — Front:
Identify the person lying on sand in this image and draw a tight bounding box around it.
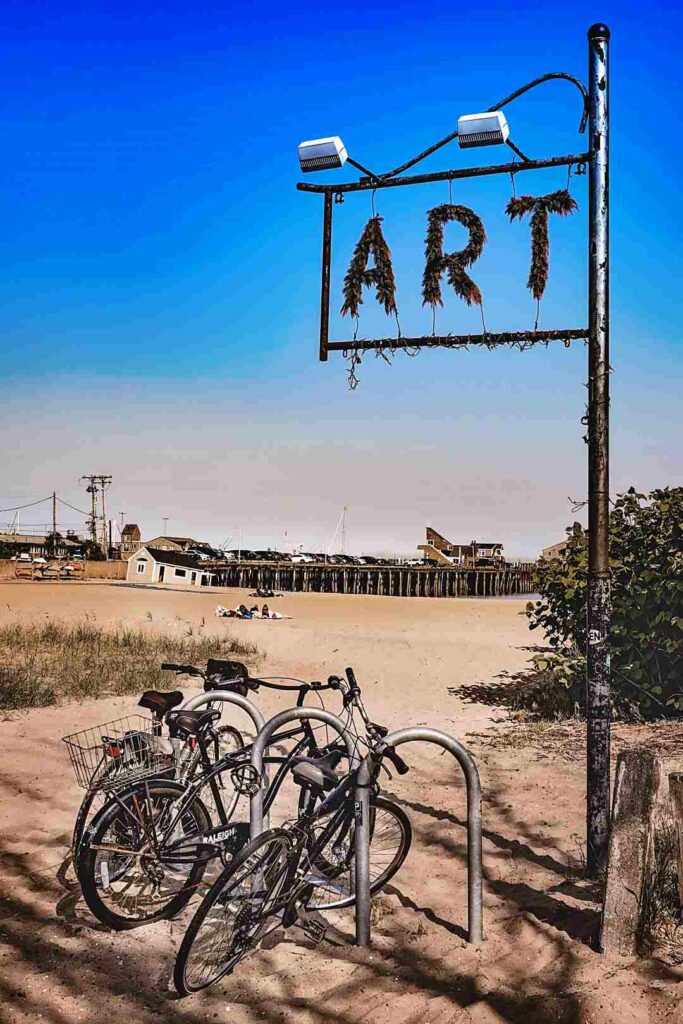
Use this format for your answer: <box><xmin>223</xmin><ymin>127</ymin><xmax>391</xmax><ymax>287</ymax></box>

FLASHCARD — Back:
<box><xmin>215</xmin><ymin>603</ymin><xmax>291</xmax><ymax>620</ymax></box>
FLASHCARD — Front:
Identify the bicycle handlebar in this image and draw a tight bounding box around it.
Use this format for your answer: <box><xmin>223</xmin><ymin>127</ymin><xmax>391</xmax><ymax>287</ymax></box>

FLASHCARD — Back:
<box><xmin>161</xmin><ymin>663</ymin><xmax>205</xmax><ymax>677</ymax></box>
<box><xmin>384</xmin><ymin>746</ymin><xmax>410</xmax><ymax>775</ymax></box>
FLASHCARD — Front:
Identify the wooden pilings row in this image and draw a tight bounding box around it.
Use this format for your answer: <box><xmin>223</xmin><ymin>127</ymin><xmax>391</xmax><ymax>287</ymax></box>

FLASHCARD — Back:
<box><xmin>216</xmin><ymin>563</ymin><xmax>534</xmax><ymax>598</ymax></box>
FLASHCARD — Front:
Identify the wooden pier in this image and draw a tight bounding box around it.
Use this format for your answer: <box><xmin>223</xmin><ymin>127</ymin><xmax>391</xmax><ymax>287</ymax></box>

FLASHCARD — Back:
<box><xmin>215</xmin><ymin>562</ymin><xmax>534</xmax><ymax>598</ymax></box>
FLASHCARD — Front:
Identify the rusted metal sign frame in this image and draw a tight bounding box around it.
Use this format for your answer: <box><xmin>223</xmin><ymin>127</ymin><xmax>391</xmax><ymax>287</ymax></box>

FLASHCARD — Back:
<box><xmin>297</xmin><ymin>24</ymin><xmax>611</xmax><ymax>878</ymax></box>
<box><xmin>299</xmin><ymin>152</ymin><xmax>591</xmax><ymax>363</ymax></box>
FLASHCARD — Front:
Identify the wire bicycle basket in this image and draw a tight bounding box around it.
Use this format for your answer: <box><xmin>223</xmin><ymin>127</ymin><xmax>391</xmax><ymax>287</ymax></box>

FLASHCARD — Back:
<box><xmin>62</xmin><ymin>715</ymin><xmax>175</xmax><ymax>793</ymax></box>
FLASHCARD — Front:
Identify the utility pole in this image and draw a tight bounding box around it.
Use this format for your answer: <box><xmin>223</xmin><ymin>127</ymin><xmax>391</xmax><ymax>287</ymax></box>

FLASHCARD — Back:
<box><xmin>97</xmin><ymin>475</ymin><xmax>112</xmax><ymax>557</ymax></box>
<box><xmin>80</xmin><ymin>475</ymin><xmax>113</xmax><ymax>555</ymax></box>
<box><xmin>162</xmin><ymin>517</ymin><xmax>169</xmax><ymax>536</ymax></box>
<box><xmin>80</xmin><ymin>476</ymin><xmax>99</xmax><ymax>547</ymax></box>
<box><xmin>586</xmin><ymin>22</ymin><xmax>611</xmax><ymax>878</ymax></box>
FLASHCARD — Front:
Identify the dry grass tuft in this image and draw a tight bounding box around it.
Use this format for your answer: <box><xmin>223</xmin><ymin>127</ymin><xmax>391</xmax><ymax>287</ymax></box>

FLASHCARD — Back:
<box><xmin>640</xmin><ymin>821</ymin><xmax>683</xmax><ymax>963</ymax></box>
<box><xmin>0</xmin><ymin>619</ymin><xmax>259</xmax><ymax>711</ymax></box>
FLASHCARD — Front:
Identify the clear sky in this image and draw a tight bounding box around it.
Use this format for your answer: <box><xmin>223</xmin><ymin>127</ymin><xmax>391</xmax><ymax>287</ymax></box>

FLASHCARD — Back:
<box><xmin>1</xmin><ymin>1</ymin><xmax>681</xmax><ymax>558</ymax></box>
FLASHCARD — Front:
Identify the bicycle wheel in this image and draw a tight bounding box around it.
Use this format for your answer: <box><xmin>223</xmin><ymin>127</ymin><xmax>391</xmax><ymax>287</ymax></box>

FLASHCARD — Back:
<box><xmin>174</xmin><ymin>828</ymin><xmax>293</xmax><ymax>995</ymax></box>
<box><xmin>72</xmin><ymin>788</ymin><xmax>107</xmax><ymax>866</ymax></box>
<box><xmin>304</xmin><ymin>795</ymin><xmax>411</xmax><ymax>910</ymax></box>
<box><xmin>78</xmin><ymin>780</ymin><xmax>212</xmax><ymax>930</ymax></box>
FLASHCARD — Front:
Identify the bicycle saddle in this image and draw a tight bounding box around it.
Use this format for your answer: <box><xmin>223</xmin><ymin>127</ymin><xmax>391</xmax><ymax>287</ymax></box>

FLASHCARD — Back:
<box><xmin>138</xmin><ymin>690</ymin><xmax>184</xmax><ymax>716</ymax></box>
<box><xmin>166</xmin><ymin>708</ymin><xmax>220</xmax><ymax>738</ymax></box>
<box><xmin>291</xmin><ymin>749</ymin><xmax>344</xmax><ymax>792</ymax></box>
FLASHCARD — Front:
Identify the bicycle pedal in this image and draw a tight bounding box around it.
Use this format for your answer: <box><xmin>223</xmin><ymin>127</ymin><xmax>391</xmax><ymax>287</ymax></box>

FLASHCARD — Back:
<box><xmin>298</xmin><ymin>911</ymin><xmax>327</xmax><ymax>945</ymax></box>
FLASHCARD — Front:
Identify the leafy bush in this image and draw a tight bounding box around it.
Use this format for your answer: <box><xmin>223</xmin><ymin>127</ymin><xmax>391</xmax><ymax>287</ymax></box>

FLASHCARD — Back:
<box><xmin>528</xmin><ymin>487</ymin><xmax>683</xmax><ymax>719</ymax></box>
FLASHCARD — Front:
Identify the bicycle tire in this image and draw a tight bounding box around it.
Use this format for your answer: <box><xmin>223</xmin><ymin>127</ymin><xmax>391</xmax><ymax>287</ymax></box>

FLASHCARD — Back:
<box><xmin>78</xmin><ymin>780</ymin><xmax>212</xmax><ymax>930</ymax></box>
<box><xmin>174</xmin><ymin>828</ymin><xmax>294</xmax><ymax>995</ymax></box>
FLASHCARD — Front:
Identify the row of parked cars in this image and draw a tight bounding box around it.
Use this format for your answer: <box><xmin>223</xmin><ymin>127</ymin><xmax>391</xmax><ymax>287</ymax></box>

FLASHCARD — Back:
<box><xmin>218</xmin><ymin>550</ymin><xmax>389</xmax><ymax>565</ymax></box>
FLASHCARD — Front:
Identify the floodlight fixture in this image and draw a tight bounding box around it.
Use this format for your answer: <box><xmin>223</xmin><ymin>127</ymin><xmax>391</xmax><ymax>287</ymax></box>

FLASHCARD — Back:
<box><xmin>298</xmin><ymin>136</ymin><xmax>348</xmax><ymax>173</ymax></box>
<box><xmin>457</xmin><ymin>111</ymin><xmax>509</xmax><ymax>149</ymax></box>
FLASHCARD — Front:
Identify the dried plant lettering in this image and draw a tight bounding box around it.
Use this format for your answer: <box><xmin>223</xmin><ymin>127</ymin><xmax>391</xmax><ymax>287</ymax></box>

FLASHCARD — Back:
<box><xmin>422</xmin><ymin>204</ymin><xmax>486</xmax><ymax>309</ymax></box>
<box><xmin>506</xmin><ymin>189</ymin><xmax>578</xmax><ymax>300</ymax></box>
<box><xmin>340</xmin><ymin>215</ymin><xmax>398</xmax><ymax>320</ymax></box>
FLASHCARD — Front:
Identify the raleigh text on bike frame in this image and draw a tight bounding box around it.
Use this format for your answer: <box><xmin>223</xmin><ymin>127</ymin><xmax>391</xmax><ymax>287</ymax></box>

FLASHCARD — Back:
<box><xmin>297</xmin><ymin>24</ymin><xmax>611</xmax><ymax>876</ymax></box>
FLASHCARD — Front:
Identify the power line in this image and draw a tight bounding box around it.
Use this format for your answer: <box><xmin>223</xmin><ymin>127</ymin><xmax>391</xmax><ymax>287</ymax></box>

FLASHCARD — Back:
<box><xmin>0</xmin><ymin>495</ymin><xmax>52</xmax><ymax>514</ymax></box>
<box><xmin>57</xmin><ymin>496</ymin><xmax>92</xmax><ymax>517</ymax></box>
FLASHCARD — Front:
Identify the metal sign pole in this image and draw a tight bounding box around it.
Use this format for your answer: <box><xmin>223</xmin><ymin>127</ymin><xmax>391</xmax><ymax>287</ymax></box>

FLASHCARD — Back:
<box><xmin>586</xmin><ymin>22</ymin><xmax>611</xmax><ymax>878</ymax></box>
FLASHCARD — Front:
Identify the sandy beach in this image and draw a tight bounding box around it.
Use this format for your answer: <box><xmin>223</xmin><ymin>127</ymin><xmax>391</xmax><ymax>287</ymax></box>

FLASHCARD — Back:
<box><xmin>0</xmin><ymin>581</ymin><xmax>680</xmax><ymax>1024</ymax></box>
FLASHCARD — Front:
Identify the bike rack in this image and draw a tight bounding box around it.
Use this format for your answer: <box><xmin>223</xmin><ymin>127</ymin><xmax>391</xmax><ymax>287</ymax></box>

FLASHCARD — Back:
<box><xmin>354</xmin><ymin>727</ymin><xmax>483</xmax><ymax>947</ymax></box>
<box><xmin>250</xmin><ymin>707</ymin><xmax>359</xmax><ymax>841</ymax></box>
<box><xmin>180</xmin><ymin>689</ymin><xmax>269</xmax><ymax>828</ymax></box>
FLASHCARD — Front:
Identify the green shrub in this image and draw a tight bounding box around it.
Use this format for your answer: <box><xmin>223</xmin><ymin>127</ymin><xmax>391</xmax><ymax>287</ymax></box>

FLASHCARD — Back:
<box><xmin>528</xmin><ymin>487</ymin><xmax>683</xmax><ymax>719</ymax></box>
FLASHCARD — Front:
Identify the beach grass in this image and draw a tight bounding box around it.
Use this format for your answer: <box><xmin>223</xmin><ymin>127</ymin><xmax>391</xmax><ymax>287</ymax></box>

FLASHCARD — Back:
<box><xmin>0</xmin><ymin>619</ymin><xmax>258</xmax><ymax>711</ymax></box>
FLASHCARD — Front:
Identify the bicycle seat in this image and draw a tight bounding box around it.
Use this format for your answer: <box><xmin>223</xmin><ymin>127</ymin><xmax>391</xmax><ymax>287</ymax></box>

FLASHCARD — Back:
<box><xmin>166</xmin><ymin>708</ymin><xmax>220</xmax><ymax>738</ymax></box>
<box><xmin>138</xmin><ymin>690</ymin><xmax>184</xmax><ymax>716</ymax></box>
<box><xmin>291</xmin><ymin>750</ymin><xmax>343</xmax><ymax>792</ymax></box>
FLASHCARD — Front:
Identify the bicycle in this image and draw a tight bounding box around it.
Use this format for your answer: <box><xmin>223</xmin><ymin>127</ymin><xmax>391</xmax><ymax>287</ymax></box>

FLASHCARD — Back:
<box><xmin>66</xmin><ymin>659</ymin><xmax>247</xmax><ymax>862</ymax></box>
<box><xmin>173</xmin><ymin>706</ymin><xmax>411</xmax><ymax>994</ymax></box>
<box><xmin>74</xmin><ymin>669</ymin><xmax>353</xmax><ymax>929</ymax></box>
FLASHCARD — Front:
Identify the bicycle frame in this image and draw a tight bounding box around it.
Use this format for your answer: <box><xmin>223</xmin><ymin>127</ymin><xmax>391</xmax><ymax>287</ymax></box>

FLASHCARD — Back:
<box><xmin>101</xmin><ymin>719</ymin><xmax>351</xmax><ymax>870</ymax></box>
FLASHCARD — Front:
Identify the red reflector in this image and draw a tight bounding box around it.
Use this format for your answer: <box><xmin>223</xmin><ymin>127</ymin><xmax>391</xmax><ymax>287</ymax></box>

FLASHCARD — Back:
<box><xmin>105</xmin><ymin>744</ymin><xmax>121</xmax><ymax>757</ymax></box>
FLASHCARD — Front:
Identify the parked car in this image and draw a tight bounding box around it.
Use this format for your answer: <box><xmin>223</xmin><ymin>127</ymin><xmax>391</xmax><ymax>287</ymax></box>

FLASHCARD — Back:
<box><xmin>186</xmin><ymin>549</ymin><xmax>210</xmax><ymax>562</ymax></box>
<box><xmin>249</xmin><ymin>550</ymin><xmax>270</xmax><ymax>561</ymax></box>
<box><xmin>359</xmin><ymin>555</ymin><xmax>379</xmax><ymax>565</ymax></box>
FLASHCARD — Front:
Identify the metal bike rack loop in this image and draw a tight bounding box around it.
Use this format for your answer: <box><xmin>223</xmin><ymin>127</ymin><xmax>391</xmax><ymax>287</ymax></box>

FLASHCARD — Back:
<box><xmin>354</xmin><ymin>727</ymin><xmax>483</xmax><ymax>947</ymax></box>
<box><xmin>180</xmin><ymin>690</ymin><xmax>269</xmax><ymax>828</ymax></box>
<box><xmin>250</xmin><ymin>707</ymin><xmax>359</xmax><ymax>841</ymax></box>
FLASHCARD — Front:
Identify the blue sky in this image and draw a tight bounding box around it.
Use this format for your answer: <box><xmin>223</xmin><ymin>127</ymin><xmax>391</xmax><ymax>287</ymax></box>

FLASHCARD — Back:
<box><xmin>1</xmin><ymin>1</ymin><xmax>681</xmax><ymax>557</ymax></box>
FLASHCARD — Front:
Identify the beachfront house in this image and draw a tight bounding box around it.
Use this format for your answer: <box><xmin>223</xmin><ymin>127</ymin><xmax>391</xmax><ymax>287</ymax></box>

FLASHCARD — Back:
<box><xmin>417</xmin><ymin>527</ymin><xmax>506</xmax><ymax>567</ymax></box>
<box><xmin>120</xmin><ymin>523</ymin><xmax>142</xmax><ymax>558</ymax></box>
<box><xmin>126</xmin><ymin>546</ymin><xmax>215</xmax><ymax>587</ymax></box>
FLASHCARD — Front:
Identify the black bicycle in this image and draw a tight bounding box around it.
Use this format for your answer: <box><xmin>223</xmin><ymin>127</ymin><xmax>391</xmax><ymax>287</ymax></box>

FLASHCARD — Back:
<box><xmin>174</xmin><ymin>727</ymin><xmax>410</xmax><ymax>994</ymax></box>
<box><xmin>67</xmin><ymin>659</ymin><xmax>247</xmax><ymax>862</ymax></box>
<box><xmin>75</xmin><ymin>668</ymin><xmax>359</xmax><ymax>929</ymax></box>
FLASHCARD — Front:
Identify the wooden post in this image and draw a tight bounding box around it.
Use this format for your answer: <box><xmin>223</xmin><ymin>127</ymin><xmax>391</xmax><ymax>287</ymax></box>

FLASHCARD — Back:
<box><xmin>601</xmin><ymin>748</ymin><xmax>662</xmax><ymax>955</ymax></box>
<box><xmin>669</xmin><ymin>773</ymin><xmax>683</xmax><ymax>906</ymax></box>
